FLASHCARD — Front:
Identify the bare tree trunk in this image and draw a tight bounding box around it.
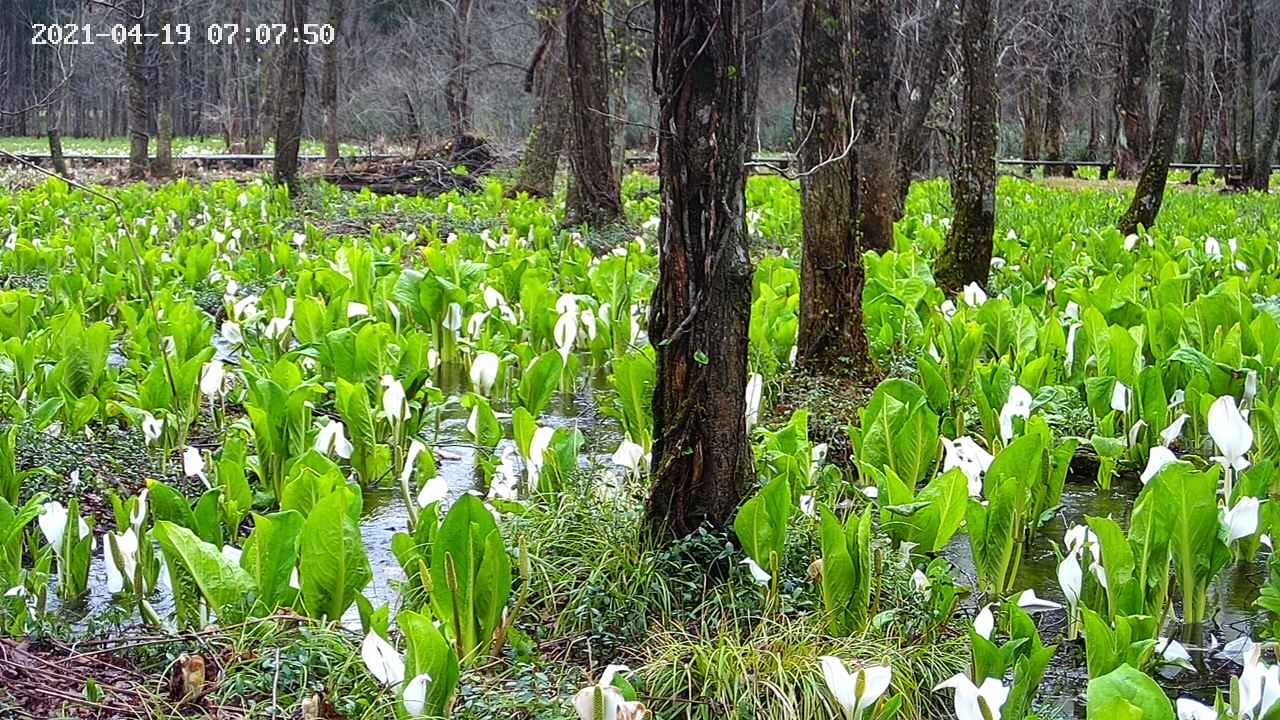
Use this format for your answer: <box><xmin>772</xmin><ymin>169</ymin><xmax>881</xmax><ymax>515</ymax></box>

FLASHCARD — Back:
<box><xmin>249</xmin><ymin>46</ymin><xmax>276</xmax><ymax>155</ymax></box>
<box><xmin>513</xmin><ymin>0</ymin><xmax>570</xmax><ymax>197</ymax></box>
<box><xmin>273</xmin><ymin>0</ymin><xmax>308</xmax><ymax>189</ymax></box>
<box><xmin>47</xmin><ymin>111</ymin><xmax>67</xmax><ymax>177</ymax></box>
<box><xmin>564</xmin><ymin>0</ymin><xmax>622</xmax><ymax>225</ymax></box>
<box><xmin>1183</xmin><ymin>49</ymin><xmax>1206</xmax><ymax>164</ymax></box>
<box><xmin>895</xmin><ymin>0</ymin><xmax>954</xmax><ymax>211</ymax></box>
<box><xmin>796</xmin><ymin>0</ymin><xmax>869</xmax><ymax>374</ymax></box>
<box><xmin>1114</xmin><ymin>1</ymin><xmax>1155</xmax><ymax>179</ymax></box>
<box><xmin>152</xmin><ymin>1</ymin><xmax>176</xmax><ymax>177</ymax></box>
<box><xmin>1044</xmin><ymin>67</ymin><xmax>1068</xmax><ymax>176</ymax></box>
<box><xmin>1020</xmin><ymin>87</ymin><xmax>1042</xmax><ymax>177</ymax></box>
<box><xmin>1214</xmin><ymin>51</ymin><xmax>1234</xmax><ymax>169</ymax></box>
<box><xmin>322</xmin><ymin>0</ymin><xmax>347</xmax><ymax>165</ymax></box>
<box><xmin>446</xmin><ymin>0</ymin><xmax>474</xmax><ymax>141</ymax></box>
<box><xmin>124</xmin><ymin>0</ymin><xmax>149</xmax><ymax>179</ymax></box>
<box><xmin>1252</xmin><ymin>76</ymin><xmax>1280</xmax><ymax>190</ymax></box>
<box><xmin>934</xmin><ymin>0</ymin><xmax>997</xmax><ymax>295</ymax></box>
<box><xmin>852</xmin><ymin>0</ymin><xmax>895</xmax><ymax>252</ymax></box>
<box><xmin>608</xmin><ymin>0</ymin><xmax>631</xmax><ymax>186</ymax></box>
<box><xmin>1118</xmin><ymin>0</ymin><xmax>1191</xmax><ymax>234</ymax></box>
<box><xmin>646</xmin><ymin>0</ymin><xmax>758</xmax><ymax>539</ymax></box>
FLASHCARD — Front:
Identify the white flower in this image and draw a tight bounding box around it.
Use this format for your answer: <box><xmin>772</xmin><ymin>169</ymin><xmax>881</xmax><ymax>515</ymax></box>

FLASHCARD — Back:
<box><xmin>380</xmin><ymin>375</ymin><xmax>408</xmax><ymax>424</ymax></box>
<box><xmin>361</xmin><ymin>632</ymin><xmax>405</xmax><ymax>687</ymax></box>
<box><xmin>1058</xmin><ymin>551</ymin><xmax>1083</xmax><ymax>607</ymax></box>
<box><xmin>1111</xmin><ymin>381</ymin><xmax>1130</xmax><ymax>414</ymax></box>
<box><xmin>104</xmin><ymin>529</ymin><xmax>139</xmax><ymax>594</ymax></box>
<box><xmin>1205</xmin><ymin>236</ymin><xmax>1223</xmax><ymax>259</ymax></box>
<box><xmin>199</xmin><ymin>360</ymin><xmax>226</xmax><ymax>398</ymax></box>
<box><xmin>1176</xmin><ymin>698</ymin><xmax>1218</xmax><ymax>720</ymax></box>
<box><xmin>1016</xmin><ymin>588</ymin><xmax>1062</xmax><ymax>612</ymax></box>
<box><xmin>962</xmin><ymin>283</ymin><xmax>988</xmax><ymax>306</ymax></box>
<box><xmin>442</xmin><ymin>303</ymin><xmax>463</xmax><ymax>332</ymax></box>
<box><xmin>470</xmin><ymin>352</ymin><xmax>500</xmax><ymax>396</ymax></box>
<box><xmin>741</xmin><ymin>557</ymin><xmax>771</xmax><ymax>585</ymax></box>
<box><xmin>418</xmin><ymin>475</ymin><xmax>449</xmax><ymax>508</ymax></box>
<box><xmin>940</xmin><ymin>299</ymin><xmax>957</xmax><ymax>318</ymax></box>
<box><xmin>314</xmin><ymin>420</ymin><xmax>353</xmax><ymax>459</ymax></box>
<box><xmin>745</xmin><ymin>373</ymin><xmax>764</xmax><ymax>430</ymax></box>
<box><xmin>611</xmin><ymin>440</ymin><xmax>647</xmax><ymax>473</ymax></box>
<box><xmin>347</xmin><ymin>301</ymin><xmax>369</xmax><ymax>319</ymax></box>
<box><xmin>221</xmin><ymin>545</ymin><xmax>243</xmax><ymax>565</ymax></box>
<box><xmin>942</xmin><ymin>437</ymin><xmax>995</xmax><ymax>496</ymax></box>
<box><xmin>38</xmin><ymin>501</ymin><xmax>90</xmax><ymax>555</ymax></box>
<box><xmin>183</xmin><ymin>446</ymin><xmax>205</xmax><ymax>480</ymax></box>
<box><xmin>1161</xmin><ymin>414</ymin><xmax>1190</xmax><ymax>446</ymax></box>
<box><xmin>220</xmin><ymin>321</ymin><xmax>243</xmax><ymax>346</ymax></box>
<box><xmin>1140</xmin><ymin>446</ymin><xmax>1178</xmax><ymax>485</ymax></box>
<box><xmin>402</xmin><ymin>673</ymin><xmax>431</xmax><ymax>717</ymax></box>
<box><xmin>1224</xmin><ymin>497</ymin><xmax>1261</xmax><ymax>543</ymax></box>
<box><xmin>1158</xmin><ymin>637</ymin><xmax>1193</xmax><ymax>665</ymax></box>
<box><xmin>934</xmin><ymin>673</ymin><xmax>1010</xmax><ymax>720</ymax></box>
<box><xmin>554</xmin><ymin>309</ymin><xmax>579</xmax><ymax>361</ymax></box>
<box><xmin>998</xmin><ymin>385</ymin><xmax>1033</xmax><ymax>443</ymax></box>
<box><xmin>1124</xmin><ymin>234</ymin><xmax>1140</xmax><ymax>252</ymax></box>
<box><xmin>912</xmin><ymin>569</ymin><xmax>931</xmax><ymax>594</ymax></box>
<box><xmin>572</xmin><ymin>685</ymin><xmax>624</xmax><ymax>720</ymax></box>
<box><xmin>524</xmin><ymin>426</ymin><xmax>556</xmax><ymax>489</ymax></box>
<box><xmin>799</xmin><ymin>495</ymin><xmax>816</xmax><ymax>518</ymax></box>
<box><xmin>1209</xmin><ymin>395</ymin><xmax>1253</xmax><ymax>472</ymax></box>
<box><xmin>129</xmin><ymin>488</ymin><xmax>148</xmax><ymax>531</ymax></box>
<box><xmin>820</xmin><ymin>656</ymin><xmax>892</xmax><ymax>719</ymax></box>
<box><xmin>1064</xmin><ymin>301</ymin><xmax>1080</xmax><ymax>320</ymax></box>
<box><xmin>141</xmin><ymin>412</ymin><xmax>164</xmax><ymax>445</ymax></box>
<box><xmin>973</xmin><ymin>605</ymin><xmax>994</xmax><ymax>639</ymax></box>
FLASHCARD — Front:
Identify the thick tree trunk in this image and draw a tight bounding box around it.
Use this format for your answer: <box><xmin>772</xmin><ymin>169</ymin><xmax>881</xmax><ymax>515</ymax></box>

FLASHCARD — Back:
<box><xmin>1214</xmin><ymin>51</ymin><xmax>1234</xmax><ymax>169</ymax></box>
<box><xmin>1183</xmin><ymin>50</ymin><xmax>1206</xmax><ymax>164</ymax></box>
<box><xmin>1020</xmin><ymin>88</ymin><xmax>1042</xmax><ymax>177</ymax></box>
<box><xmin>513</xmin><ymin>0</ymin><xmax>570</xmax><ymax>198</ymax></box>
<box><xmin>564</xmin><ymin>0</ymin><xmax>622</xmax><ymax>225</ymax></box>
<box><xmin>1044</xmin><ymin>66</ymin><xmax>1068</xmax><ymax>176</ymax></box>
<box><xmin>1114</xmin><ymin>2</ymin><xmax>1155</xmax><ymax>179</ymax></box>
<box><xmin>322</xmin><ymin>0</ymin><xmax>347</xmax><ymax>164</ymax></box>
<box><xmin>446</xmin><ymin>0</ymin><xmax>474</xmax><ymax>141</ymax></box>
<box><xmin>645</xmin><ymin>0</ymin><xmax>758</xmax><ymax>539</ymax></box>
<box><xmin>273</xmin><ymin>0</ymin><xmax>309</xmax><ymax>189</ymax></box>
<box><xmin>1086</xmin><ymin>77</ymin><xmax>1102</xmax><ymax>160</ymax></box>
<box><xmin>47</xmin><ymin>123</ymin><xmax>67</xmax><ymax>178</ymax></box>
<box><xmin>152</xmin><ymin>2</ymin><xmax>176</xmax><ymax>177</ymax></box>
<box><xmin>608</xmin><ymin>0</ymin><xmax>631</xmax><ymax>186</ymax></box>
<box><xmin>1118</xmin><ymin>0</ymin><xmax>1191</xmax><ymax>234</ymax></box>
<box><xmin>124</xmin><ymin>0</ymin><xmax>149</xmax><ymax>180</ymax></box>
<box><xmin>249</xmin><ymin>46</ymin><xmax>276</xmax><ymax>155</ymax></box>
<box><xmin>933</xmin><ymin>0</ymin><xmax>997</xmax><ymax>295</ymax></box>
<box><xmin>1252</xmin><ymin>77</ymin><xmax>1280</xmax><ymax>190</ymax></box>
<box><xmin>796</xmin><ymin>0</ymin><xmax>869</xmax><ymax>374</ymax></box>
<box><xmin>852</xmin><ymin>0</ymin><xmax>895</xmax><ymax>252</ymax></box>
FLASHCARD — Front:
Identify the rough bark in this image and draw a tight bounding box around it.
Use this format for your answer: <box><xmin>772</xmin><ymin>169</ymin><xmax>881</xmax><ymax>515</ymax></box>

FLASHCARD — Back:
<box><xmin>933</xmin><ymin>0</ymin><xmax>997</xmax><ymax>295</ymax></box>
<box><xmin>124</xmin><ymin>0</ymin><xmax>149</xmax><ymax>179</ymax></box>
<box><xmin>152</xmin><ymin>2</ymin><xmax>176</xmax><ymax>177</ymax></box>
<box><xmin>646</xmin><ymin>0</ymin><xmax>758</xmax><ymax>540</ymax></box>
<box><xmin>1020</xmin><ymin>88</ymin><xmax>1042</xmax><ymax>177</ymax></box>
<box><xmin>1183</xmin><ymin>49</ymin><xmax>1206</xmax><ymax>164</ymax></box>
<box><xmin>1253</xmin><ymin>76</ymin><xmax>1280</xmax><ymax>190</ymax></box>
<box><xmin>513</xmin><ymin>0</ymin><xmax>570</xmax><ymax>198</ymax></box>
<box><xmin>1044</xmin><ymin>67</ymin><xmax>1068</xmax><ymax>176</ymax></box>
<box><xmin>852</xmin><ymin>0</ymin><xmax>895</xmax><ymax>252</ymax></box>
<box><xmin>322</xmin><ymin>0</ymin><xmax>347</xmax><ymax>164</ymax></box>
<box><xmin>1118</xmin><ymin>0</ymin><xmax>1191</xmax><ymax>234</ymax></box>
<box><xmin>564</xmin><ymin>0</ymin><xmax>622</xmax><ymax>225</ymax></box>
<box><xmin>795</xmin><ymin>0</ymin><xmax>869</xmax><ymax>373</ymax></box>
<box><xmin>47</xmin><ymin>124</ymin><xmax>67</xmax><ymax>178</ymax></box>
<box><xmin>273</xmin><ymin>0</ymin><xmax>309</xmax><ymax>189</ymax></box>
<box><xmin>1114</xmin><ymin>1</ymin><xmax>1155</xmax><ymax>179</ymax></box>
<box><xmin>894</xmin><ymin>0</ymin><xmax>954</xmax><ymax>211</ymax></box>
<box><xmin>608</xmin><ymin>0</ymin><xmax>631</xmax><ymax>185</ymax></box>
<box><xmin>446</xmin><ymin>0</ymin><xmax>474</xmax><ymax>140</ymax></box>
<box><xmin>1238</xmin><ymin>0</ymin><xmax>1257</xmax><ymax>186</ymax></box>
<box><xmin>1213</xmin><ymin>50</ymin><xmax>1234</xmax><ymax>168</ymax></box>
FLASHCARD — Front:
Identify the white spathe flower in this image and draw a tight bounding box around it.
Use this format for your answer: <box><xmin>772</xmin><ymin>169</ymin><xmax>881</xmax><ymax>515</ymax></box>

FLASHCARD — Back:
<box><xmin>418</xmin><ymin>474</ymin><xmax>449</xmax><ymax>507</ymax></box>
<box><xmin>525</xmin><ymin>426</ymin><xmax>556</xmax><ymax>488</ymax></box>
<box><xmin>998</xmin><ymin>385</ymin><xmax>1033</xmax><ymax>443</ymax></box>
<box><xmin>1140</xmin><ymin>446</ymin><xmax>1179</xmax><ymax>485</ymax></box>
<box><xmin>183</xmin><ymin>446</ymin><xmax>205</xmax><ymax>479</ymax></box>
<box><xmin>1157</xmin><ymin>637</ymin><xmax>1193</xmax><ymax>665</ymax></box>
<box><xmin>220</xmin><ymin>320</ymin><xmax>243</xmax><ymax>346</ymax></box>
<box><xmin>942</xmin><ymin>437</ymin><xmax>995</xmax><ymax>497</ymax></box>
<box><xmin>1239</xmin><ymin>642</ymin><xmax>1280</xmax><ymax>720</ymax></box>
<box><xmin>1224</xmin><ymin>497</ymin><xmax>1261</xmax><ymax>543</ymax></box>
<box><xmin>1111</xmin><ymin>381</ymin><xmax>1131</xmax><ymax>414</ymax></box>
<box><xmin>1209</xmin><ymin>395</ymin><xmax>1253</xmax><ymax>472</ymax></box>
<box><xmin>314</xmin><ymin>420</ymin><xmax>354</xmax><ymax>459</ymax></box>
<box><xmin>347</xmin><ymin>301</ymin><xmax>369</xmax><ymax>319</ymax></box>
<box><xmin>104</xmin><ymin>528</ymin><xmax>139</xmax><ymax>594</ymax></box>
<box><xmin>1161</xmin><ymin>413</ymin><xmax>1190</xmax><ymax>446</ymax></box>
<box><xmin>361</xmin><ymin>631</ymin><xmax>405</xmax><ymax>687</ymax></box>
<box><xmin>745</xmin><ymin>373</ymin><xmax>763</xmax><ymax>430</ymax></box>
<box><xmin>1058</xmin><ymin>551</ymin><xmax>1083</xmax><ymax>607</ymax></box>
<box><xmin>912</xmin><ymin>569</ymin><xmax>931</xmax><ymax>594</ymax></box>
<box><xmin>470</xmin><ymin>351</ymin><xmax>500</xmax><ymax>396</ymax></box>
<box><xmin>199</xmin><ymin>360</ymin><xmax>226</xmax><ymax>398</ymax></box>
<box><xmin>403</xmin><ymin>673</ymin><xmax>432</xmax><ymax>717</ymax></box>
<box><xmin>1064</xmin><ymin>301</ymin><xmax>1080</xmax><ymax>320</ymax></box>
<box><xmin>973</xmin><ymin>605</ymin><xmax>994</xmax><ymax>639</ymax></box>
<box><xmin>934</xmin><ymin>673</ymin><xmax>1010</xmax><ymax>720</ymax></box>
<box><xmin>820</xmin><ymin>656</ymin><xmax>892</xmax><ymax>719</ymax></box>
<box><xmin>221</xmin><ymin>545</ymin><xmax>243</xmax><ymax>565</ymax></box>
<box><xmin>482</xmin><ymin>286</ymin><xmax>507</xmax><ymax>310</ymax></box>
<box><xmin>962</xmin><ymin>283</ymin><xmax>988</xmax><ymax>306</ymax></box>
<box><xmin>442</xmin><ymin>302</ymin><xmax>463</xmax><ymax>332</ymax></box>
<box><xmin>38</xmin><ymin>501</ymin><xmax>90</xmax><ymax>555</ymax></box>
<box><xmin>1016</xmin><ymin>588</ymin><xmax>1062</xmax><ymax>612</ymax></box>
<box><xmin>1246</xmin><ymin>370</ymin><xmax>1259</xmax><ymax>405</ymax></box>
<box><xmin>141</xmin><ymin>412</ymin><xmax>164</xmax><ymax>445</ymax></box>
<box><xmin>1205</xmin><ymin>236</ymin><xmax>1223</xmax><ymax>259</ymax></box>
<box><xmin>741</xmin><ymin>557</ymin><xmax>771</xmax><ymax>585</ymax></box>
<box><xmin>129</xmin><ymin>488</ymin><xmax>148</xmax><ymax>531</ymax></box>
<box><xmin>381</xmin><ymin>375</ymin><xmax>408</xmax><ymax>424</ymax></box>
<box><xmin>554</xmin><ymin>310</ymin><xmax>579</xmax><ymax>361</ymax></box>
<box><xmin>572</xmin><ymin>685</ymin><xmax>624</xmax><ymax>720</ymax></box>
<box><xmin>611</xmin><ymin>440</ymin><xmax>647</xmax><ymax>473</ymax></box>
<box><xmin>799</xmin><ymin>495</ymin><xmax>816</xmax><ymax>518</ymax></box>
<box><xmin>1064</xmin><ymin>525</ymin><xmax>1100</xmax><ymax>559</ymax></box>
<box><xmin>1176</xmin><ymin>698</ymin><xmax>1218</xmax><ymax>720</ymax></box>
<box><xmin>1124</xmin><ymin>233</ymin><xmax>1140</xmax><ymax>252</ymax></box>
<box><xmin>940</xmin><ymin>299</ymin><xmax>957</xmax><ymax>318</ymax></box>
<box><xmin>401</xmin><ymin>439</ymin><xmax>428</xmax><ymax>485</ymax></box>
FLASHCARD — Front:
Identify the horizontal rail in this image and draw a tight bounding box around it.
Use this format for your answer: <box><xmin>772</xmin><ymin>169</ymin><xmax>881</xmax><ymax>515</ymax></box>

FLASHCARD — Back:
<box><xmin>0</xmin><ymin>152</ymin><xmax>398</xmax><ymax>163</ymax></box>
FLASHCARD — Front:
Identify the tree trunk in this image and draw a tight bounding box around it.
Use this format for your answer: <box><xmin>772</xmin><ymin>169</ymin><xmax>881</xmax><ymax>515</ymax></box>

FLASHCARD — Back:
<box><xmin>894</xmin><ymin>0</ymin><xmax>954</xmax><ymax>212</ymax></box>
<box><xmin>249</xmin><ymin>46</ymin><xmax>276</xmax><ymax>155</ymax></box>
<box><xmin>446</xmin><ymin>0</ymin><xmax>474</xmax><ymax>141</ymax></box>
<box><xmin>852</xmin><ymin>0</ymin><xmax>895</xmax><ymax>253</ymax></box>
<box><xmin>1044</xmin><ymin>67</ymin><xmax>1068</xmax><ymax>176</ymax></box>
<box><xmin>645</xmin><ymin>0</ymin><xmax>758</xmax><ymax>539</ymax></box>
<box><xmin>124</xmin><ymin>0</ymin><xmax>149</xmax><ymax>180</ymax></box>
<box><xmin>795</xmin><ymin>0</ymin><xmax>869</xmax><ymax>374</ymax></box>
<box><xmin>608</xmin><ymin>0</ymin><xmax>631</xmax><ymax>186</ymax></box>
<box><xmin>273</xmin><ymin>0</ymin><xmax>309</xmax><ymax>189</ymax></box>
<box><xmin>1183</xmin><ymin>49</ymin><xmax>1206</xmax><ymax>164</ymax></box>
<box><xmin>152</xmin><ymin>1</ymin><xmax>176</xmax><ymax>177</ymax></box>
<box><xmin>1114</xmin><ymin>2</ymin><xmax>1155</xmax><ymax>179</ymax></box>
<box><xmin>933</xmin><ymin>0</ymin><xmax>997</xmax><ymax>295</ymax></box>
<box><xmin>1251</xmin><ymin>76</ymin><xmax>1280</xmax><ymax>190</ymax></box>
<box><xmin>513</xmin><ymin>0</ymin><xmax>570</xmax><ymax>198</ymax></box>
<box><xmin>47</xmin><ymin>123</ymin><xmax>67</xmax><ymax>178</ymax></box>
<box><xmin>564</xmin><ymin>0</ymin><xmax>622</xmax><ymax>225</ymax></box>
<box><xmin>1020</xmin><ymin>87</ymin><xmax>1042</xmax><ymax>177</ymax></box>
<box><xmin>1213</xmin><ymin>50</ymin><xmax>1234</xmax><ymax>169</ymax></box>
<box><xmin>1118</xmin><ymin>0</ymin><xmax>1191</xmax><ymax>234</ymax></box>
<box><xmin>322</xmin><ymin>0</ymin><xmax>347</xmax><ymax>164</ymax></box>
